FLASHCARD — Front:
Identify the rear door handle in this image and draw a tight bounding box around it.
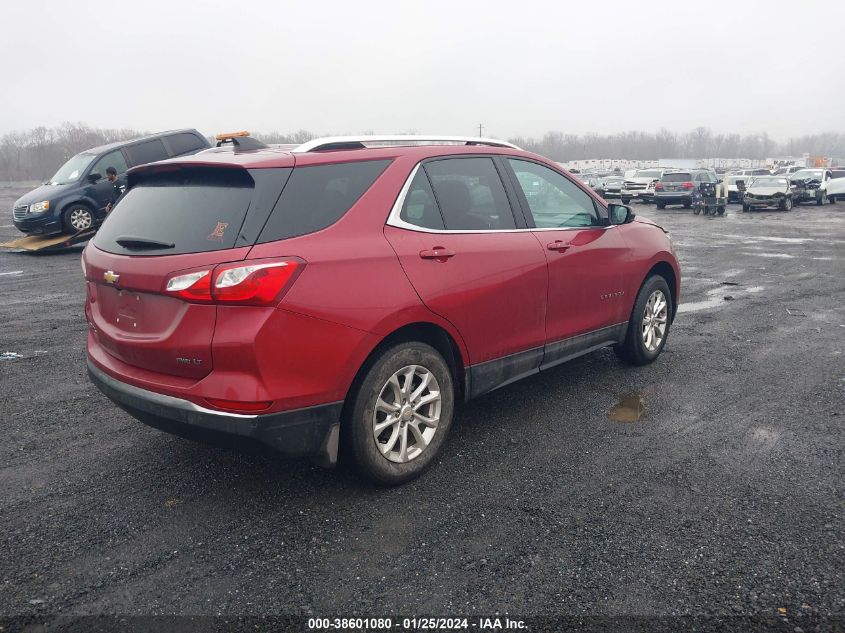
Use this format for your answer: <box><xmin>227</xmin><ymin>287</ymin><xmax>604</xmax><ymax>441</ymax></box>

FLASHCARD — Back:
<box><xmin>419</xmin><ymin>247</ymin><xmax>455</xmax><ymax>260</ymax></box>
<box><xmin>546</xmin><ymin>240</ymin><xmax>571</xmax><ymax>252</ymax></box>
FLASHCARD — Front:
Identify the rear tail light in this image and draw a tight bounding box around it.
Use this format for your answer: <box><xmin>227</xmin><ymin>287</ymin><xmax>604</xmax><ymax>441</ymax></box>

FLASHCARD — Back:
<box><xmin>654</xmin><ymin>182</ymin><xmax>664</xmax><ymax>191</ymax></box>
<box><xmin>681</xmin><ymin>181</ymin><xmax>695</xmax><ymax>190</ymax></box>
<box><xmin>166</xmin><ymin>270</ymin><xmax>212</xmax><ymax>301</ymax></box>
<box><xmin>164</xmin><ymin>258</ymin><xmax>304</xmax><ymax>306</ymax></box>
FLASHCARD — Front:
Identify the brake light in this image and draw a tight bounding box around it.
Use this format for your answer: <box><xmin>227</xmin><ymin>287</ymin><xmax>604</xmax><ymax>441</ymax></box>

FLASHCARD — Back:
<box><xmin>654</xmin><ymin>182</ymin><xmax>664</xmax><ymax>191</ymax></box>
<box><xmin>205</xmin><ymin>398</ymin><xmax>273</xmax><ymax>413</ymax></box>
<box><xmin>164</xmin><ymin>258</ymin><xmax>303</xmax><ymax>306</ymax></box>
<box><xmin>213</xmin><ymin>260</ymin><xmax>300</xmax><ymax>305</ymax></box>
<box><xmin>681</xmin><ymin>181</ymin><xmax>695</xmax><ymax>190</ymax></box>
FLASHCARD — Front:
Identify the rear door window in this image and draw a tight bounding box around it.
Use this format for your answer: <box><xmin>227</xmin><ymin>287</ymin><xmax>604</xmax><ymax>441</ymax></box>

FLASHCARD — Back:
<box><xmin>94</xmin><ymin>167</ymin><xmax>256</xmax><ymax>256</ymax></box>
<box><xmin>258</xmin><ymin>160</ymin><xmax>390</xmax><ymax>242</ymax></box>
<box><xmin>165</xmin><ymin>132</ymin><xmax>207</xmax><ymax>156</ymax></box>
<box><xmin>126</xmin><ymin>139</ymin><xmax>169</xmax><ymax>166</ymax></box>
<box><xmin>507</xmin><ymin>158</ymin><xmax>601</xmax><ymax>228</ymax></box>
<box><xmin>424</xmin><ymin>157</ymin><xmax>516</xmax><ymax>230</ymax></box>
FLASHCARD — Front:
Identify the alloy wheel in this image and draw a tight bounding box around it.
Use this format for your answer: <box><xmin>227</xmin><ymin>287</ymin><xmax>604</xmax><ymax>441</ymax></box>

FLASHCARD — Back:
<box><xmin>69</xmin><ymin>208</ymin><xmax>93</xmax><ymax>231</ymax></box>
<box><xmin>372</xmin><ymin>365</ymin><xmax>441</xmax><ymax>463</ymax></box>
<box><xmin>641</xmin><ymin>290</ymin><xmax>668</xmax><ymax>352</ymax></box>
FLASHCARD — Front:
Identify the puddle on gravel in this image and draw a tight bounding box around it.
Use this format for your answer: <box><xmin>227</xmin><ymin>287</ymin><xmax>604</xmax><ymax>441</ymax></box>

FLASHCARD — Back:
<box><xmin>608</xmin><ymin>392</ymin><xmax>645</xmax><ymax>423</ymax></box>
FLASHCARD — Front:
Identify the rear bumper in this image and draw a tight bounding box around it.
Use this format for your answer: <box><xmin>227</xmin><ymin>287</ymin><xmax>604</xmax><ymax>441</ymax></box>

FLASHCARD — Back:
<box><xmin>87</xmin><ymin>360</ymin><xmax>342</xmax><ymax>464</ymax></box>
<box><xmin>654</xmin><ymin>193</ymin><xmax>692</xmax><ymax>204</ymax></box>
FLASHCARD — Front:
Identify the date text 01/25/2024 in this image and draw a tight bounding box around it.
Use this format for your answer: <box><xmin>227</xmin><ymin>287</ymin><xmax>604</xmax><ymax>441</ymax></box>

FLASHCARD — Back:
<box><xmin>307</xmin><ymin>617</ymin><xmax>527</xmax><ymax>630</ymax></box>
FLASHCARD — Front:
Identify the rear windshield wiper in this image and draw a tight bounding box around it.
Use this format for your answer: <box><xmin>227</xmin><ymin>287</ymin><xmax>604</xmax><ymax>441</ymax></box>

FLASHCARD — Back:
<box><xmin>115</xmin><ymin>236</ymin><xmax>175</xmax><ymax>250</ymax></box>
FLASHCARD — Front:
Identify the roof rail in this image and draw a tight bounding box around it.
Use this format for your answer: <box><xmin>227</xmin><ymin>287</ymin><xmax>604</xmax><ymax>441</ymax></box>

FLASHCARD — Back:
<box><xmin>292</xmin><ymin>135</ymin><xmax>520</xmax><ymax>153</ymax></box>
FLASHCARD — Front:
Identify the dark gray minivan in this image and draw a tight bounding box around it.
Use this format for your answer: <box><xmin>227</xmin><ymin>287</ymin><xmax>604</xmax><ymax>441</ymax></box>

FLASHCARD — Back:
<box><xmin>12</xmin><ymin>129</ymin><xmax>210</xmax><ymax>235</ymax></box>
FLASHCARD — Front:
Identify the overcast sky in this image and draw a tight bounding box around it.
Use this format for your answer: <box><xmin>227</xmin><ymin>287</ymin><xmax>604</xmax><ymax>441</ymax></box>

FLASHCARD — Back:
<box><xmin>1</xmin><ymin>0</ymin><xmax>843</xmax><ymax>141</ymax></box>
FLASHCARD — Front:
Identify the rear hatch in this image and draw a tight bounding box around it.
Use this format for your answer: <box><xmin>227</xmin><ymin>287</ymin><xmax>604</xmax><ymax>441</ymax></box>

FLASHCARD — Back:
<box><xmin>84</xmin><ymin>163</ymin><xmax>291</xmax><ymax>379</ymax></box>
<box><xmin>659</xmin><ymin>172</ymin><xmax>692</xmax><ymax>192</ymax></box>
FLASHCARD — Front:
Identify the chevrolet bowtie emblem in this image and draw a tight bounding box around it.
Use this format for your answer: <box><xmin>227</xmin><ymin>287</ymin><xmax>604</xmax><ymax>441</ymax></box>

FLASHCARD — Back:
<box><xmin>103</xmin><ymin>270</ymin><xmax>120</xmax><ymax>284</ymax></box>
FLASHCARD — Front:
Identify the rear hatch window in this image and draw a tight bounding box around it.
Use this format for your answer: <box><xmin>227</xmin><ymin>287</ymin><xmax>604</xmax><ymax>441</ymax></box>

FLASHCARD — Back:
<box><xmin>661</xmin><ymin>173</ymin><xmax>692</xmax><ymax>182</ymax></box>
<box><xmin>95</xmin><ymin>167</ymin><xmax>259</xmax><ymax>256</ymax></box>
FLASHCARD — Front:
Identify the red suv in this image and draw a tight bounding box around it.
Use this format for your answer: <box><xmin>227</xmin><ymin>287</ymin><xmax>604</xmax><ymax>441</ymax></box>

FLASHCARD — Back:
<box><xmin>84</xmin><ymin>135</ymin><xmax>680</xmax><ymax>485</ymax></box>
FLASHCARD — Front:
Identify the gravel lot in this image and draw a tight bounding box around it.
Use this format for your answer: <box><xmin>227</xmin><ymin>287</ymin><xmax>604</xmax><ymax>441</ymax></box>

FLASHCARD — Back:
<box><xmin>0</xmin><ymin>187</ymin><xmax>842</xmax><ymax>629</ymax></box>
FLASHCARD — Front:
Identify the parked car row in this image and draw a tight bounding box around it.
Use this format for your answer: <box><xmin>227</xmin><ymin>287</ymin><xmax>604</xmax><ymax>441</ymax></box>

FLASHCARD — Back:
<box><xmin>741</xmin><ymin>169</ymin><xmax>845</xmax><ymax>211</ymax></box>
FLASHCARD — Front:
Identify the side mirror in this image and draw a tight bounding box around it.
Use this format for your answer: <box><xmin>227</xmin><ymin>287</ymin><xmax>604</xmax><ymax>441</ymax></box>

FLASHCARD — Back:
<box><xmin>608</xmin><ymin>203</ymin><xmax>635</xmax><ymax>225</ymax></box>
<box><xmin>87</xmin><ymin>172</ymin><xmax>102</xmax><ymax>183</ymax></box>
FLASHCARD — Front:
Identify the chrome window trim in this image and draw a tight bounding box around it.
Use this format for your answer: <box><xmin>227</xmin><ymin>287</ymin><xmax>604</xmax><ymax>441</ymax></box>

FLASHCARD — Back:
<box><xmin>294</xmin><ymin>135</ymin><xmax>520</xmax><ymax>153</ymax></box>
<box><xmin>386</xmin><ymin>162</ymin><xmax>613</xmax><ymax>235</ymax></box>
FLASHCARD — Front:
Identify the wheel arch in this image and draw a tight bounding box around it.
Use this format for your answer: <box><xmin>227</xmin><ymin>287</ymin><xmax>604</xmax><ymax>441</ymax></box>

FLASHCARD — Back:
<box><xmin>644</xmin><ymin>260</ymin><xmax>678</xmax><ymax>321</ymax></box>
<box><xmin>345</xmin><ymin>322</ymin><xmax>467</xmax><ymax>406</ymax></box>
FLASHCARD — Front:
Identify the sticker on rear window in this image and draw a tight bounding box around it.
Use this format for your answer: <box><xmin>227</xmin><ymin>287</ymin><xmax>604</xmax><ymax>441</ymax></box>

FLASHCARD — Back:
<box><xmin>208</xmin><ymin>221</ymin><xmax>229</xmax><ymax>242</ymax></box>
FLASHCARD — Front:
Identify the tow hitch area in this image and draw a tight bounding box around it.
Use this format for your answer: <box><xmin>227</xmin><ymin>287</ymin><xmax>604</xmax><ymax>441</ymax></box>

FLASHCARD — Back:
<box><xmin>0</xmin><ymin>229</ymin><xmax>96</xmax><ymax>253</ymax></box>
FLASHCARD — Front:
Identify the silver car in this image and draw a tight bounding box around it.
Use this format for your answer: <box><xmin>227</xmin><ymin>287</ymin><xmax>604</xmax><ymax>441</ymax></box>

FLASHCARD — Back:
<box><xmin>742</xmin><ymin>176</ymin><xmax>793</xmax><ymax>212</ymax></box>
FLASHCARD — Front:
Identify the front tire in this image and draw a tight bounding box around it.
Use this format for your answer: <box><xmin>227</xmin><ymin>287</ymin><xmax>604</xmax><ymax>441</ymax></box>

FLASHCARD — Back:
<box><xmin>780</xmin><ymin>196</ymin><xmax>793</xmax><ymax>211</ymax></box>
<box><xmin>817</xmin><ymin>192</ymin><xmax>828</xmax><ymax>206</ymax></box>
<box><xmin>62</xmin><ymin>204</ymin><xmax>94</xmax><ymax>233</ymax></box>
<box><xmin>621</xmin><ymin>197</ymin><xmax>631</xmax><ymax>205</ymax></box>
<box><xmin>346</xmin><ymin>342</ymin><xmax>454</xmax><ymax>485</ymax></box>
<box><xmin>615</xmin><ymin>275</ymin><xmax>673</xmax><ymax>366</ymax></box>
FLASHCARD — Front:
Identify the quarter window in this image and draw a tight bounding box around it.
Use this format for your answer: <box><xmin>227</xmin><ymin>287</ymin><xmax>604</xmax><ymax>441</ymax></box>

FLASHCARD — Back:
<box><xmin>166</xmin><ymin>132</ymin><xmax>207</xmax><ymax>156</ymax></box>
<box><xmin>507</xmin><ymin>159</ymin><xmax>601</xmax><ymax>228</ymax></box>
<box><xmin>126</xmin><ymin>139</ymin><xmax>169</xmax><ymax>166</ymax></box>
<box><xmin>424</xmin><ymin>158</ymin><xmax>515</xmax><ymax>230</ymax></box>
<box><xmin>399</xmin><ymin>169</ymin><xmax>445</xmax><ymax>230</ymax></box>
<box><xmin>259</xmin><ymin>160</ymin><xmax>390</xmax><ymax>242</ymax></box>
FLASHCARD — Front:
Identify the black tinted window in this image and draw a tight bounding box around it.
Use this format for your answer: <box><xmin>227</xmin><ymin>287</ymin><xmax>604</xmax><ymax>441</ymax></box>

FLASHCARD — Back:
<box><xmin>90</xmin><ymin>150</ymin><xmax>128</xmax><ymax>177</ymax></box>
<box><xmin>166</xmin><ymin>132</ymin><xmax>207</xmax><ymax>156</ymax></box>
<box><xmin>94</xmin><ymin>167</ymin><xmax>254</xmax><ymax>256</ymax></box>
<box><xmin>126</xmin><ymin>139</ymin><xmax>169</xmax><ymax>166</ymax></box>
<box><xmin>662</xmin><ymin>173</ymin><xmax>692</xmax><ymax>183</ymax></box>
<box><xmin>508</xmin><ymin>158</ymin><xmax>600</xmax><ymax>228</ymax></box>
<box><xmin>259</xmin><ymin>160</ymin><xmax>390</xmax><ymax>242</ymax></box>
<box><xmin>424</xmin><ymin>158</ymin><xmax>515</xmax><ymax>230</ymax></box>
<box><xmin>400</xmin><ymin>169</ymin><xmax>445</xmax><ymax>230</ymax></box>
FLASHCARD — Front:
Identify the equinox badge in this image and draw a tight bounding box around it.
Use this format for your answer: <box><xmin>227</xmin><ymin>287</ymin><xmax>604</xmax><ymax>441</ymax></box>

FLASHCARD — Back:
<box><xmin>103</xmin><ymin>270</ymin><xmax>120</xmax><ymax>284</ymax></box>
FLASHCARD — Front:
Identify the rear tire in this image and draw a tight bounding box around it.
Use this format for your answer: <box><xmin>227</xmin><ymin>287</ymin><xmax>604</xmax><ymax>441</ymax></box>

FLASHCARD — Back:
<box><xmin>615</xmin><ymin>275</ymin><xmax>673</xmax><ymax>366</ymax></box>
<box><xmin>830</xmin><ymin>195</ymin><xmax>836</xmax><ymax>204</ymax></box>
<box><xmin>345</xmin><ymin>342</ymin><xmax>454</xmax><ymax>486</ymax></box>
<box><xmin>656</xmin><ymin>201</ymin><xmax>666</xmax><ymax>209</ymax></box>
<box><xmin>62</xmin><ymin>204</ymin><xmax>94</xmax><ymax>233</ymax></box>
<box><xmin>621</xmin><ymin>197</ymin><xmax>630</xmax><ymax>204</ymax></box>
